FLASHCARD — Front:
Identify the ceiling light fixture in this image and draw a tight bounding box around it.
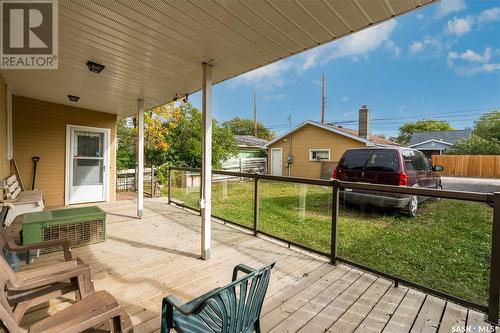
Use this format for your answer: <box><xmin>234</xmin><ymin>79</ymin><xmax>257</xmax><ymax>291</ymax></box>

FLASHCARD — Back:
<box><xmin>68</xmin><ymin>95</ymin><xmax>80</xmax><ymax>102</ymax></box>
<box><xmin>86</xmin><ymin>61</ymin><xmax>105</xmax><ymax>74</ymax></box>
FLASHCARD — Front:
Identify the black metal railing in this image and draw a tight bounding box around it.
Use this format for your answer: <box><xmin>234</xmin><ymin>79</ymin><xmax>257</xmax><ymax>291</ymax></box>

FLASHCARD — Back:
<box><xmin>167</xmin><ymin>166</ymin><xmax>499</xmax><ymax>324</ymax></box>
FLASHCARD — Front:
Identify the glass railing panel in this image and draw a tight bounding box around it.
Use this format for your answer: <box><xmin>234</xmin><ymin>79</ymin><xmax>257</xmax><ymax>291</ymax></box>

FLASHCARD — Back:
<box><xmin>337</xmin><ymin>187</ymin><xmax>492</xmax><ymax>307</ymax></box>
<box><xmin>258</xmin><ymin>180</ymin><xmax>332</xmax><ymax>254</ymax></box>
<box><xmin>212</xmin><ymin>174</ymin><xmax>254</xmax><ymax>228</ymax></box>
<box><xmin>169</xmin><ymin>170</ymin><xmax>201</xmax><ymax>210</ymax></box>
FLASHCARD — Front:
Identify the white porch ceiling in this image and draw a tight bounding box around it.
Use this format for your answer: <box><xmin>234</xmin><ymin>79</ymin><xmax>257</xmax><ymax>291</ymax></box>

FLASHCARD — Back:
<box><xmin>1</xmin><ymin>0</ymin><xmax>436</xmax><ymax>118</ymax></box>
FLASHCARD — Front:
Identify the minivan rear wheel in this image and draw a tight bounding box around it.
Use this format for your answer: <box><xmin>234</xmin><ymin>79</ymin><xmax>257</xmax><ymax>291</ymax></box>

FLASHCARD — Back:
<box><xmin>406</xmin><ymin>195</ymin><xmax>419</xmax><ymax>217</ymax></box>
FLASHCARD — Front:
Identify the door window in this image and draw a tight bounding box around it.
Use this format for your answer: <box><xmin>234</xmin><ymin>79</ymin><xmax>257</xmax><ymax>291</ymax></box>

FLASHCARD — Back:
<box><xmin>73</xmin><ymin>159</ymin><xmax>103</xmax><ymax>186</ymax></box>
<box><xmin>74</xmin><ymin>131</ymin><xmax>103</xmax><ymax>157</ymax></box>
<box><xmin>72</xmin><ymin>131</ymin><xmax>105</xmax><ymax>187</ymax></box>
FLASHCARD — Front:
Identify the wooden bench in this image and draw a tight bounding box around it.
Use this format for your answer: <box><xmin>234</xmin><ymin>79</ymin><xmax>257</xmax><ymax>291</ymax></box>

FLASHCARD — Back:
<box><xmin>1</xmin><ymin>175</ymin><xmax>44</xmax><ymax>227</ymax></box>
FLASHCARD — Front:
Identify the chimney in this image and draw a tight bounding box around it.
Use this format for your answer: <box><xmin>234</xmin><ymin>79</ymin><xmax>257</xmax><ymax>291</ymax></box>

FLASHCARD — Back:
<box><xmin>358</xmin><ymin>105</ymin><xmax>370</xmax><ymax>140</ymax></box>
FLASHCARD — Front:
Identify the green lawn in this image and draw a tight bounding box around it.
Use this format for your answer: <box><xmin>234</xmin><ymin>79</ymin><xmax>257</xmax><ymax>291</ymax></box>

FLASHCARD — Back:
<box><xmin>169</xmin><ymin>178</ymin><xmax>492</xmax><ymax>306</ymax></box>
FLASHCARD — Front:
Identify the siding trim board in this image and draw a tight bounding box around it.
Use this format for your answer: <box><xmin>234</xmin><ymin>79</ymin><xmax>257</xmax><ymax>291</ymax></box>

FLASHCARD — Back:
<box><xmin>264</xmin><ymin>120</ymin><xmax>374</xmax><ymax>148</ymax></box>
<box><xmin>409</xmin><ymin>139</ymin><xmax>453</xmax><ymax>149</ymax></box>
<box><xmin>267</xmin><ymin>123</ymin><xmax>366</xmax><ymax>178</ymax></box>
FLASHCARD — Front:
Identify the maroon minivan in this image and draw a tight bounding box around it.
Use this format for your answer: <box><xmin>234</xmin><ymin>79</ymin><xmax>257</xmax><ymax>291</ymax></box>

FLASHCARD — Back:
<box><xmin>332</xmin><ymin>147</ymin><xmax>444</xmax><ymax>216</ymax></box>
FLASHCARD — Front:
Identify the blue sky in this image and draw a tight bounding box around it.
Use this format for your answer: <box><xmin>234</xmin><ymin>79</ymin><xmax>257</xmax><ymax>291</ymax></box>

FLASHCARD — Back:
<box><xmin>189</xmin><ymin>0</ymin><xmax>500</xmax><ymax>138</ymax></box>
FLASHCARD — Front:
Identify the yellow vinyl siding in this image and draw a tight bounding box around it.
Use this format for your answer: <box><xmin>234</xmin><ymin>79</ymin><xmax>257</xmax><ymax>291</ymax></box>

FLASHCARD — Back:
<box><xmin>267</xmin><ymin>124</ymin><xmax>366</xmax><ymax>179</ymax></box>
<box><xmin>12</xmin><ymin>96</ymin><xmax>117</xmax><ymax>207</ymax></box>
<box><xmin>0</xmin><ymin>75</ymin><xmax>9</xmax><ymax>180</ymax></box>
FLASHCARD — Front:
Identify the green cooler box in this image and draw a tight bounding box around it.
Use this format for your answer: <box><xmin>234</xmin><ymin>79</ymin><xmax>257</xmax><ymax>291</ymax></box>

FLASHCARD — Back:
<box><xmin>23</xmin><ymin>206</ymin><xmax>106</xmax><ymax>253</ymax></box>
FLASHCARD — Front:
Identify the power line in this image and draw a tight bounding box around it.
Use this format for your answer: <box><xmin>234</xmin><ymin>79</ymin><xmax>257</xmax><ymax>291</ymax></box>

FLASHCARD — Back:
<box><xmin>263</xmin><ymin>107</ymin><xmax>498</xmax><ymax>131</ymax></box>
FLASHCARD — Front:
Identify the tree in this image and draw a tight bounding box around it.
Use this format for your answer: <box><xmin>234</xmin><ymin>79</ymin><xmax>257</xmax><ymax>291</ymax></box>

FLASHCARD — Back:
<box><xmin>446</xmin><ymin>110</ymin><xmax>500</xmax><ymax>155</ymax></box>
<box><xmin>135</xmin><ymin>103</ymin><xmax>181</xmax><ymax>166</ymax></box>
<box><xmin>116</xmin><ymin>118</ymin><xmax>136</xmax><ymax>169</ymax></box>
<box><xmin>116</xmin><ymin>103</ymin><xmax>238</xmax><ymax>169</ymax></box>
<box><xmin>395</xmin><ymin>119</ymin><xmax>454</xmax><ymax>145</ymax></box>
<box><xmin>447</xmin><ymin>135</ymin><xmax>500</xmax><ymax>155</ymax></box>
<box><xmin>223</xmin><ymin>117</ymin><xmax>276</xmax><ymax>141</ymax></box>
<box><xmin>164</xmin><ymin>103</ymin><xmax>238</xmax><ymax>168</ymax></box>
<box><xmin>472</xmin><ymin>110</ymin><xmax>500</xmax><ymax>141</ymax></box>
<box><xmin>122</xmin><ymin>103</ymin><xmax>182</xmax><ymax>167</ymax></box>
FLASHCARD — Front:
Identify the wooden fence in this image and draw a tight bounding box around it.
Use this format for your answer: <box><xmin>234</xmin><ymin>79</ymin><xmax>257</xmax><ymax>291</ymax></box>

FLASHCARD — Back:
<box><xmin>432</xmin><ymin>155</ymin><xmax>500</xmax><ymax>178</ymax></box>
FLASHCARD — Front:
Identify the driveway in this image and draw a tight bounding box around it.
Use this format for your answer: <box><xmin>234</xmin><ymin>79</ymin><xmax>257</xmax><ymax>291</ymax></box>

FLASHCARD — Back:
<box><xmin>441</xmin><ymin>176</ymin><xmax>500</xmax><ymax>193</ymax></box>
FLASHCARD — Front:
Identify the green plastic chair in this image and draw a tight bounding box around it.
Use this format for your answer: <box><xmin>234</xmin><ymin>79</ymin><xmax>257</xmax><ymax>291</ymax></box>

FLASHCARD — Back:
<box><xmin>161</xmin><ymin>261</ymin><xmax>276</xmax><ymax>333</ymax></box>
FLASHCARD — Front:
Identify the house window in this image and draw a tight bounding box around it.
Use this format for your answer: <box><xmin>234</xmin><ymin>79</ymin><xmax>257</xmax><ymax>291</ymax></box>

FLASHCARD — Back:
<box><xmin>309</xmin><ymin>149</ymin><xmax>330</xmax><ymax>161</ymax></box>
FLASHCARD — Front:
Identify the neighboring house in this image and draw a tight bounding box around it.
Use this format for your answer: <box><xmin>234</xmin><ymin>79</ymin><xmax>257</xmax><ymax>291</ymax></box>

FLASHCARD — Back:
<box><xmin>409</xmin><ymin>129</ymin><xmax>472</xmax><ymax>158</ymax></box>
<box><xmin>234</xmin><ymin>135</ymin><xmax>268</xmax><ymax>158</ymax></box>
<box><xmin>221</xmin><ymin>135</ymin><xmax>269</xmax><ymax>174</ymax></box>
<box><xmin>264</xmin><ymin>106</ymin><xmax>397</xmax><ymax>179</ymax></box>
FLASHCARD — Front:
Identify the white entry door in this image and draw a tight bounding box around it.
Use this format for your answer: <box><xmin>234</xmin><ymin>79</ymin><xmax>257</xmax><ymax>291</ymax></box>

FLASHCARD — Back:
<box><xmin>66</xmin><ymin>125</ymin><xmax>109</xmax><ymax>205</ymax></box>
<box><xmin>271</xmin><ymin>148</ymin><xmax>282</xmax><ymax>176</ymax></box>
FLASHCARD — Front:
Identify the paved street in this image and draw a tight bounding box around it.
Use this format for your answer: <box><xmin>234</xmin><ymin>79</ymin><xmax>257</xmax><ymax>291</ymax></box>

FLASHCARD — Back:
<box><xmin>441</xmin><ymin>176</ymin><xmax>500</xmax><ymax>193</ymax></box>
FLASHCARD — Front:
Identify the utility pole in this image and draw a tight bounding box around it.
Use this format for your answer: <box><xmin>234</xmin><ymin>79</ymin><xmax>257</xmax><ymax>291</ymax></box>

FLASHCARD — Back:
<box><xmin>321</xmin><ymin>74</ymin><xmax>326</xmax><ymax>125</ymax></box>
<box><xmin>253</xmin><ymin>90</ymin><xmax>257</xmax><ymax>137</ymax></box>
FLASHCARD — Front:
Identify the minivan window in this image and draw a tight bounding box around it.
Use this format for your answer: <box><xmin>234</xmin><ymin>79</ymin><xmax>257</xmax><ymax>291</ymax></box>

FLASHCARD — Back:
<box><xmin>413</xmin><ymin>151</ymin><xmax>429</xmax><ymax>171</ymax></box>
<box><xmin>422</xmin><ymin>154</ymin><xmax>433</xmax><ymax>171</ymax></box>
<box><xmin>338</xmin><ymin>150</ymin><xmax>372</xmax><ymax>170</ymax></box>
<box><xmin>402</xmin><ymin>150</ymin><xmax>416</xmax><ymax>171</ymax></box>
<box><xmin>364</xmin><ymin>150</ymin><xmax>400</xmax><ymax>172</ymax></box>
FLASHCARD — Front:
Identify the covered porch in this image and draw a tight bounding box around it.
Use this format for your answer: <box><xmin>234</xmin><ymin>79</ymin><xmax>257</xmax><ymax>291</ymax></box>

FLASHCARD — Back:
<box><xmin>16</xmin><ymin>197</ymin><xmax>491</xmax><ymax>333</ymax></box>
<box><xmin>1</xmin><ymin>0</ymin><xmax>498</xmax><ymax>331</ymax></box>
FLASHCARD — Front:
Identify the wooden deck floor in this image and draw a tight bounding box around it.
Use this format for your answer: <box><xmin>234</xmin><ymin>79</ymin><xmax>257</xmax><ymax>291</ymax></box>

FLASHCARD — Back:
<box><xmin>21</xmin><ymin>197</ymin><xmax>493</xmax><ymax>333</ymax></box>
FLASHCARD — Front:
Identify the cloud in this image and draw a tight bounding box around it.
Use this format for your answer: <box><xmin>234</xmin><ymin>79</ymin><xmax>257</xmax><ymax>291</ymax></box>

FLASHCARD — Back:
<box><xmin>234</xmin><ymin>60</ymin><xmax>292</xmax><ymax>90</ymax></box>
<box><xmin>408</xmin><ymin>36</ymin><xmax>443</xmax><ymax>56</ymax></box>
<box><xmin>448</xmin><ymin>48</ymin><xmax>492</xmax><ymax>63</ymax></box>
<box><xmin>435</xmin><ymin>0</ymin><xmax>466</xmax><ymax>18</ymax></box>
<box><xmin>409</xmin><ymin>41</ymin><xmax>424</xmax><ymax>54</ymax></box>
<box><xmin>445</xmin><ymin>16</ymin><xmax>473</xmax><ymax>36</ymax></box>
<box><xmin>478</xmin><ymin>7</ymin><xmax>500</xmax><ymax>24</ymax></box>
<box><xmin>453</xmin><ymin>63</ymin><xmax>500</xmax><ymax>75</ymax></box>
<box><xmin>340</xmin><ymin>96</ymin><xmax>350</xmax><ymax>102</ymax></box>
<box><xmin>311</xmin><ymin>78</ymin><xmax>322</xmax><ymax>86</ymax></box>
<box><xmin>442</xmin><ymin>8</ymin><xmax>499</xmax><ymax>38</ymax></box>
<box><xmin>447</xmin><ymin>47</ymin><xmax>499</xmax><ymax>75</ymax></box>
<box><xmin>385</xmin><ymin>40</ymin><xmax>401</xmax><ymax>58</ymax></box>
<box><xmin>263</xmin><ymin>94</ymin><xmax>286</xmax><ymax>102</ymax></box>
<box><xmin>299</xmin><ymin>20</ymin><xmax>398</xmax><ymax>70</ymax></box>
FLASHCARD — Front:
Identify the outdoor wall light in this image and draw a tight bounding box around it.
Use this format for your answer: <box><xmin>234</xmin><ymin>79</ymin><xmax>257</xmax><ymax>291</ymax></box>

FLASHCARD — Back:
<box><xmin>68</xmin><ymin>95</ymin><xmax>80</xmax><ymax>102</ymax></box>
<box><xmin>86</xmin><ymin>61</ymin><xmax>105</xmax><ymax>74</ymax></box>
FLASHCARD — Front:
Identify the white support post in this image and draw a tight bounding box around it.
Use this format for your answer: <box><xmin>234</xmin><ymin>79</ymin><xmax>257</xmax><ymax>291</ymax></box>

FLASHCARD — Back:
<box><xmin>137</xmin><ymin>99</ymin><xmax>144</xmax><ymax>218</ymax></box>
<box><xmin>201</xmin><ymin>62</ymin><xmax>212</xmax><ymax>260</ymax></box>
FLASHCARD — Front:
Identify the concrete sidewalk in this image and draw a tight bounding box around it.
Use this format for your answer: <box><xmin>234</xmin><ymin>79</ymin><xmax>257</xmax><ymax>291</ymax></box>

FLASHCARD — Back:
<box><xmin>441</xmin><ymin>176</ymin><xmax>500</xmax><ymax>193</ymax></box>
